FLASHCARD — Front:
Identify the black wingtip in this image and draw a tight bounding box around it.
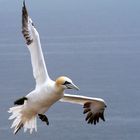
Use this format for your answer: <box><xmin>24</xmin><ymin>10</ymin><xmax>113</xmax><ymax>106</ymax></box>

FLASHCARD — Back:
<box><xmin>100</xmin><ymin>112</ymin><xmax>105</xmax><ymax>122</ymax></box>
<box><xmin>22</xmin><ymin>0</ymin><xmax>27</xmax><ymax>13</ymax></box>
<box><xmin>22</xmin><ymin>0</ymin><xmax>26</xmax><ymax>11</ymax></box>
<box><xmin>22</xmin><ymin>0</ymin><xmax>28</xmax><ymax>22</ymax></box>
<box><xmin>23</xmin><ymin>0</ymin><xmax>25</xmax><ymax>7</ymax></box>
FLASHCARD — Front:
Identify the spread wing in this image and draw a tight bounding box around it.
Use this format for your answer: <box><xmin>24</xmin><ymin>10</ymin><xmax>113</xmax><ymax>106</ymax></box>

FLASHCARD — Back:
<box><xmin>60</xmin><ymin>94</ymin><xmax>107</xmax><ymax>125</ymax></box>
<box><xmin>22</xmin><ymin>1</ymin><xmax>50</xmax><ymax>86</ymax></box>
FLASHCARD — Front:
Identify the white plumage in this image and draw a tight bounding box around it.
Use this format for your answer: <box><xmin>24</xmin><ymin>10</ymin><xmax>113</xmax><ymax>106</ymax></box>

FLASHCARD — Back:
<box><xmin>8</xmin><ymin>1</ymin><xmax>107</xmax><ymax>134</ymax></box>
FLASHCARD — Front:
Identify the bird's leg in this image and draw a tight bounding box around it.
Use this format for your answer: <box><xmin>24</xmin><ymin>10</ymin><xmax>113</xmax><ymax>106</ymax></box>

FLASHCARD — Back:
<box><xmin>14</xmin><ymin>97</ymin><xmax>28</xmax><ymax>105</ymax></box>
<box><xmin>38</xmin><ymin>114</ymin><xmax>49</xmax><ymax>125</ymax></box>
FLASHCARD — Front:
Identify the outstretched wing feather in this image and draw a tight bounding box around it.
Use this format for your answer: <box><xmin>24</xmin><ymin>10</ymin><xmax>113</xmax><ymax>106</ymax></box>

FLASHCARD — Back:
<box><xmin>22</xmin><ymin>1</ymin><xmax>50</xmax><ymax>85</ymax></box>
<box><xmin>60</xmin><ymin>94</ymin><xmax>107</xmax><ymax>125</ymax></box>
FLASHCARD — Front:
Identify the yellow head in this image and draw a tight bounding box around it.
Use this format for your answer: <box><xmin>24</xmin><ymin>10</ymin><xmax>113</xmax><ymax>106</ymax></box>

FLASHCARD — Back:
<box><xmin>55</xmin><ymin>76</ymin><xmax>79</xmax><ymax>90</ymax></box>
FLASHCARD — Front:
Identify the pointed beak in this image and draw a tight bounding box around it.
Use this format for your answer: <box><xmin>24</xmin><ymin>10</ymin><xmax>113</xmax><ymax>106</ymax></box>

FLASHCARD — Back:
<box><xmin>67</xmin><ymin>83</ymin><xmax>80</xmax><ymax>90</ymax></box>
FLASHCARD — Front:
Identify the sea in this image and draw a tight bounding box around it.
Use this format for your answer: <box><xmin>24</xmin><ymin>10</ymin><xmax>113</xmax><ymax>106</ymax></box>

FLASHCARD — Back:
<box><xmin>0</xmin><ymin>0</ymin><xmax>140</xmax><ymax>140</ymax></box>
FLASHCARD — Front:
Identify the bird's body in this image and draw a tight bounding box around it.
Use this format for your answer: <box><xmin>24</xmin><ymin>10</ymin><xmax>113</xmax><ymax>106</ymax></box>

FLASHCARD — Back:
<box><xmin>26</xmin><ymin>80</ymin><xmax>63</xmax><ymax>115</ymax></box>
<box><xmin>8</xmin><ymin>1</ymin><xmax>107</xmax><ymax>134</ymax></box>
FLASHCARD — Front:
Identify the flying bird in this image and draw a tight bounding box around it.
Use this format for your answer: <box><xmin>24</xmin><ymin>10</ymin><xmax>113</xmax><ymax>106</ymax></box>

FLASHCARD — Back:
<box><xmin>8</xmin><ymin>1</ymin><xmax>107</xmax><ymax>134</ymax></box>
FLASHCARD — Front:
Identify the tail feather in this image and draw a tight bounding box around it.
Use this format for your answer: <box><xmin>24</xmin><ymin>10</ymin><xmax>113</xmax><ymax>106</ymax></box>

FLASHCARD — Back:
<box><xmin>8</xmin><ymin>105</ymin><xmax>37</xmax><ymax>134</ymax></box>
<box><xmin>9</xmin><ymin>112</ymin><xmax>20</xmax><ymax>120</ymax></box>
<box><xmin>14</xmin><ymin>122</ymin><xmax>23</xmax><ymax>134</ymax></box>
<box><xmin>8</xmin><ymin>106</ymin><xmax>22</xmax><ymax>114</ymax></box>
<box><xmin>11</xmin><ymin>115</ymin><xmax>22</xmax><ymax>129</ymax></box>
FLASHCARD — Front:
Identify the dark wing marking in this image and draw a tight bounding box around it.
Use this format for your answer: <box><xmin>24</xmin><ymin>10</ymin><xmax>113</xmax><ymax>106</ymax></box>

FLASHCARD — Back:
<box><xmin>83</xmin><ymin>102</ymin><xmax>106</xmax><ymax>125</ymax></box>
<box><xmin>22</xmin><ymin>1</ymin><xmax>33</xmax><ymax>45</ymax></box>
<box><xmin>60</xmin><ymin>94</ymin><xmax>107</xmax><ymax>125</ymax></box>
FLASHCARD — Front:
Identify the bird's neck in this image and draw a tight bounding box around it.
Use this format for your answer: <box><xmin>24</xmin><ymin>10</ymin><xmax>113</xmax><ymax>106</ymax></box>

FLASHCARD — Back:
<box><xmin>54</xmin><ymin>84</ymin><xmax>65</xmax><ymax>95</ymax></box>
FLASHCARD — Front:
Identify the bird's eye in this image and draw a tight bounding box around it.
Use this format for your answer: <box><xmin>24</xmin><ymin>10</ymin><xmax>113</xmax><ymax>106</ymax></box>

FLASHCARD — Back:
<box><xmin>63</xmin><ymin>81</ymin><xmax>71</xmax><ymax>85</ymax></box>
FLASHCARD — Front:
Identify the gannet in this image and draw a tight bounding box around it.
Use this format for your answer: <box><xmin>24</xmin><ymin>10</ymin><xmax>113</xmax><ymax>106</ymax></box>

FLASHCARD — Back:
<box><xmin>8</xmin><ymin>1</ymin><xmax>107</xmax><ymax>134</ymax></box>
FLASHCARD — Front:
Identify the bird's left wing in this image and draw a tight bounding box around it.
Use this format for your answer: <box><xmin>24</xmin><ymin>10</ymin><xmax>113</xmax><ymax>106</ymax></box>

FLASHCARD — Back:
<box><xmin>22</xmin><ymin>1</ymin><xmax>50</xmax><ymax>86</ymax></box>
<box><xmin>60</xmin><ymin>94</ymin><xmax>107</xmax><ymax>125</ymax></box>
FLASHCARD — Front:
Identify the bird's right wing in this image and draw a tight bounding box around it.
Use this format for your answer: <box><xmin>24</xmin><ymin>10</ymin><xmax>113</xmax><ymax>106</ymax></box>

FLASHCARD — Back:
<box><xmin>22</xmin><ymin>1</ymin><xmax>50</xmax><ymax>86</ymax></box>
<box><xmin>60</xmin><ymin>94</ymin><xmax>107</xmax><ymax>125</ymax></box>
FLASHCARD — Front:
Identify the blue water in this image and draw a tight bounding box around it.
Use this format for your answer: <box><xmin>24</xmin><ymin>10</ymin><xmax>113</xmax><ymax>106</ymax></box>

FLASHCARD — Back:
<box><xmin>0</xmin><ymin>0</ymin><xmax>140</xmax><ymax>140</ymax></box>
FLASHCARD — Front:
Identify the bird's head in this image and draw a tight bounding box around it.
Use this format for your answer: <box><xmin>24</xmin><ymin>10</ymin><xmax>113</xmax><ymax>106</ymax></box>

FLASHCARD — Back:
<box><xmin>55</xmin><ymin>76</ymin><xmax>79</xmax><ymax>91</ymax></box>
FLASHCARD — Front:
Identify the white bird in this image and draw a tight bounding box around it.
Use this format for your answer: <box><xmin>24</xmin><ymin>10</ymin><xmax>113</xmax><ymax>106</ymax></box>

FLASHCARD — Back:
<box><xmin>8</xmin><ymin>1</ymin><xmax>107</xmax><ymax>134</ymax></box>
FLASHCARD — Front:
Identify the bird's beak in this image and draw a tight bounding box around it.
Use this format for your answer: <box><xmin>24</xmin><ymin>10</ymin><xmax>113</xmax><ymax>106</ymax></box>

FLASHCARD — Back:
<box><xmin>67</xmin><ymin>83</ymin><xmax>79</xmax><ymax>90</ymax></box>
